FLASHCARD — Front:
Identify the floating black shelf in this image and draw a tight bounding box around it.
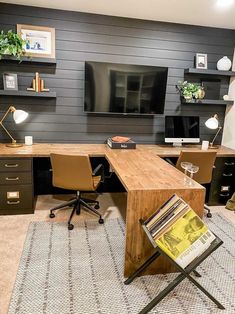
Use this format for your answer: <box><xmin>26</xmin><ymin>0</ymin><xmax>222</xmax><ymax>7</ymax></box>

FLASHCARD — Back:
<box><xmin>0</xmin><ymin>90</ymin><xmax>56</xmax><ymax>98</ymax></box>
<box><xmin>0</xmin><ymin>55</ymin><xmax>56</xmax><ymax>65</ymax></box>
<box><xmin>185</xmin><ymin>68</ymin><xmax>235</xmax><ymax>77</ymax></box>
<box><xmin>182</xmin><ymin>98</ymin><xmax>234</xmax><ymax>105</ymax></box>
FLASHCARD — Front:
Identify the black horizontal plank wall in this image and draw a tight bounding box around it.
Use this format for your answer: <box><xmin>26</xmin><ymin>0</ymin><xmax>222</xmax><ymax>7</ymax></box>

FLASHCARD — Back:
<box><xmin>0</xmin><ymin>3</ymin><xmax>234</xmax><ymax>144</ymax></box>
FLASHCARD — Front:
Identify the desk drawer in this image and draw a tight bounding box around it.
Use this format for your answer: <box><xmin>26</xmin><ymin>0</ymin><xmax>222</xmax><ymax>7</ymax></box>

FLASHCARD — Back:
<box><xmin>0</xmin><ymin>172</ymin><xmax>32</xmax><ymax>185</ymax></box>
<box><xmin>0</xmin><ymin>185</ymin><xmax>34</xmax><ymax>214</ymax></box>
<box><xmin>0</xmin><ymin>159</ymin><xmax>32</xmax><ymax>172</ymax></box>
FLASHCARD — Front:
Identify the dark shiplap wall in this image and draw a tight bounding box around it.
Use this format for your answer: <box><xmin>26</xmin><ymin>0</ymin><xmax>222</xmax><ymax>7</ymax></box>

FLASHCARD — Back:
<box><xmin>0</xmin><ymin>3</ymin><xmax>235</xmax><ymax>144</ymax></box>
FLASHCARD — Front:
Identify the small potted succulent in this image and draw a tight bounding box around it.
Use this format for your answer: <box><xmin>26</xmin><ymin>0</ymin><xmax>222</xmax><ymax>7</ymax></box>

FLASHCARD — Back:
<box><xmin>0</xmin><ymin>30</ymin><xmax>27</xmax><ymax>60</ymax></box>
<box><xmin>176</xmin><ymin>81</ymin><xmax>205</xmax><ymax>101</ymax></box>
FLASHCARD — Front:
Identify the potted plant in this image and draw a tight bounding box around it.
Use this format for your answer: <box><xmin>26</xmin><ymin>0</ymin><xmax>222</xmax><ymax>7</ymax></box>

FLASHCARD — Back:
<box><xmin>176</xmin><ymin>81</ymin><xmax>205</xmax><ymax>101</ymax></box>
<box><xmin>0</xmin><ymin>30</ymin><xmax>27</xmax><ymax>60</ymax></box>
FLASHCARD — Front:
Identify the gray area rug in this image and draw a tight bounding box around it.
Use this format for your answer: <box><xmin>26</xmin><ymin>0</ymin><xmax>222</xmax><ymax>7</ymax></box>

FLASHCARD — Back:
<box><xmin>8</xmin><ymin>214</ymin><xmax>235</xmax><ymax>314</ymax></box>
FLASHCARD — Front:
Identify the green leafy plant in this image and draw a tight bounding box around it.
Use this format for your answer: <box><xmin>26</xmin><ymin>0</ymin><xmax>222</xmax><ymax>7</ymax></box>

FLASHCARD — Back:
<box><xmin>176</xmin><ymin>81</ymin><xmax>205</xmax><ymax>101</ymax></box>
<box><xmin>0</xmin><ymin>30</ymin><xmax>27</xmax><ymax>60</ymax></box>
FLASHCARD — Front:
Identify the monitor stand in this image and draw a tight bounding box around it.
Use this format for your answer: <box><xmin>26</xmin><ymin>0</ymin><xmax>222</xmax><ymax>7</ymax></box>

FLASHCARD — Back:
<box><xmin>172</xmin><ymin>143</ymin><xmax>182</xmax><ymax>147</ymax></box>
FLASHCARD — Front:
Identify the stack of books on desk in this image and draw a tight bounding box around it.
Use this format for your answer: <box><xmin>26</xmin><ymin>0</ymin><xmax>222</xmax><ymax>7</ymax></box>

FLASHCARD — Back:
<box><xmin>145</xmin><ymin>194</ymin><xmax>215</xmax><ymax>268</ymax></box>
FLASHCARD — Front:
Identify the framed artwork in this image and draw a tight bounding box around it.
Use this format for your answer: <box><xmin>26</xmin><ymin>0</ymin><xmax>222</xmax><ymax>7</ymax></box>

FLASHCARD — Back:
<box><xmin>17</xmin><ymin>24</ymin><xmax>55</xmax><ymax>59</ymax></box>
<box><xmin>195</xmin><ymin>53</ymin><xmax>208</xmax><ymax>69</ymax></box>
<box><xmin>3</xmin><ymin>73</ymin><xmax>18</xmax><ymax>90</ymax></box>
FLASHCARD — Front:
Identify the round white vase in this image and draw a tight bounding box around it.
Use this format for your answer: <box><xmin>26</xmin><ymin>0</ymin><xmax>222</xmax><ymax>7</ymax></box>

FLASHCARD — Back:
<box><xmin>217</xmin><ymin>56</ymin><xmax>232</xmax><ymax>71</ymax></box>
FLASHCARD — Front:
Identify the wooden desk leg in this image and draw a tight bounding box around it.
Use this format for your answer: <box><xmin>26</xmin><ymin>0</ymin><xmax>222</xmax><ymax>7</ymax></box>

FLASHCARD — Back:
<box><xmin>124</xmin><ymin>188</ymin><xmax>206</xmax><ymax>277</ymax></box>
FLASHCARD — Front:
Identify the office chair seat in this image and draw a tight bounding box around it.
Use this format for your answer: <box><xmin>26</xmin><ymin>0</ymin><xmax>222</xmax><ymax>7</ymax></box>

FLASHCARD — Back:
<box><xmin>49</xmin><ymin>154</ymin><xmax>104</xmax><ymax>230</ymax></box>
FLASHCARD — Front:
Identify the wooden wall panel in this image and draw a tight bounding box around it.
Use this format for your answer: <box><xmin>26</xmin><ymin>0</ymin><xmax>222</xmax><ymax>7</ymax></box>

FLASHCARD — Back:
<box><xmin>0</xmin><ymin>3</ymin><xmax>234</xmax><ymax>144</ymax></box>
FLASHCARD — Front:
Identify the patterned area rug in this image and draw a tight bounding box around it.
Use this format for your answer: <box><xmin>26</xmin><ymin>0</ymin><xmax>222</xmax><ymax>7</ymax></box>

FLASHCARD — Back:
<box><xmin>8</xmin><ymin>214</ymin><xmax>235</xmax><ymax>314</ymax></box>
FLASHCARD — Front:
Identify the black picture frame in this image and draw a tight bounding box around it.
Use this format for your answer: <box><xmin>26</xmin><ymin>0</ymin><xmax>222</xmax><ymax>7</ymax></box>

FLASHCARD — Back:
<box><xmin>195</xmin><ymin>53</ymin><xmax>208</xmax><ymax>69</ymax></box>
<box><xmin>3</xmin><ymin>73</ymin><xmax>18</xmax><ymax>90</ymax></box>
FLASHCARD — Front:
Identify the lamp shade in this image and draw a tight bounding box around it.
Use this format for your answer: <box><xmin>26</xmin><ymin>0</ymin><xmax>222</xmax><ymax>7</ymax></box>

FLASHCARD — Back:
<box><xmin>13</xmin><ymin>109</ymin><xmax>28</xmax><ymax>124</ymax></box>
<box><xmin>205</xmin><ymin>115</ymin><xmax>219</xmax><ymax>130</ymax></box>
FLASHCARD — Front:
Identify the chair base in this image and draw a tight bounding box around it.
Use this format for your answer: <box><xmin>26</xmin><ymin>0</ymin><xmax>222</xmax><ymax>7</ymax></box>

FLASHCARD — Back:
<box><xmin>49</xmin><ymin>194</ymin><xmax>104</xmax><ymax>229</ymax></box>
<box><xmin>204</xmin><ymin>204</ymin><xmax>212</xmax><ymax>218</ymax></box>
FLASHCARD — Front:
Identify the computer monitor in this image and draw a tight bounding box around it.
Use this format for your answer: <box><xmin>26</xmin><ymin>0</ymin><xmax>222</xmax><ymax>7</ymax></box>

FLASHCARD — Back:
<box><xmin>165</xmin><ymin>116</ymin><xmax>200</xmax><ymax>146</ymax></box>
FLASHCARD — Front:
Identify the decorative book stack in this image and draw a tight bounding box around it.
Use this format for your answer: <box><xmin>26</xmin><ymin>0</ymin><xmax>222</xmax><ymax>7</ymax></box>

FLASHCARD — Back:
<box><xmin>27</xmin><ymin>72</ymin><xmax>50</xmax><ymax>93</ymax></box>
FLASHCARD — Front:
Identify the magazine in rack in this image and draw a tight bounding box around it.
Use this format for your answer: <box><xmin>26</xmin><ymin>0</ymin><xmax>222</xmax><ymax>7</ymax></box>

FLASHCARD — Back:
<box><xmin>145</xmin><ymin>194</ymin><xmax>216</xmax><ymax>269</ymax></box>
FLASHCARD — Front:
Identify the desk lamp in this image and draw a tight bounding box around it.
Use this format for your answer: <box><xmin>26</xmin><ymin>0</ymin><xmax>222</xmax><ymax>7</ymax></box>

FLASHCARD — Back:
<box><xmin>0</xmin><ymin>106</ymin><xmax>28</xmax><ymax>147</ymax></box>
<box><xmin>205</xmin><ymin>114</ymin><xmax>222</xmax><ymax>149</ymax></box>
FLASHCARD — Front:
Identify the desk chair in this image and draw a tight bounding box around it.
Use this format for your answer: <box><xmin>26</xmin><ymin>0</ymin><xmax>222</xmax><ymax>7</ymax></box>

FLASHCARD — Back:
<box><xmin>49</xmin><ymin>153</ymin><xmax>104</xmax><ymax>230</ymax></box>
<box><xmin>176</xmin><ymin>151</ymin><xmax>217</xmax><ymax>218</ymax></box>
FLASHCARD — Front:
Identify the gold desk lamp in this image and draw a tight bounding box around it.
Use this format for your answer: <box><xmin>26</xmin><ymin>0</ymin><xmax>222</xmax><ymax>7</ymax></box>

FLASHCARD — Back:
<box><xmin>0</xmin><ymin>106</ymin><xmax>28</xmax><ymax>148</ymax></box>
<box><xmin>205</xmin><ymin>114</ymin><xmax>222</xmax><ymax>149</ymax></box>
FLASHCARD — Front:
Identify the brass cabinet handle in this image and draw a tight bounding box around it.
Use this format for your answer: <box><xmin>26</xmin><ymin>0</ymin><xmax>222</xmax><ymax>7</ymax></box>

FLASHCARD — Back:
<box><xmin>225</xmin><ymin>162</ymin><xmax>235</xmax><ymax>166</ymax></box>
<box><xmin>4</xmin><ymin>163</ymin><xmax>19</xmax><ymax>168</ymax></box>
<box><xmin>6</xmin><ymin>177</ymin><xmax>19</xmax><ymax>181</ymax></box>
<box><xmin>222</xmin><ymin>173</ymin><xmax>233</xmax><ymax>177</ymax></box>
<box><xmin>7</xmin><ymin>200</ymin><xmax>20</xmax><ymax>205</ymax></box>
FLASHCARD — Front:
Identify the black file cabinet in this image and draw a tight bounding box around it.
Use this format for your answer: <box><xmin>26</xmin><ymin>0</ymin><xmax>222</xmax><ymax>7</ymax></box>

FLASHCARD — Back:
<box><xmin>208</xmin><ymin>157</ymin><xmax>235</xmax><ymax>205</ymax></box>
<box><xmin>0</xmin><ymin>158</ymin><xmax>34</xmax><ymax>215</ymax></box>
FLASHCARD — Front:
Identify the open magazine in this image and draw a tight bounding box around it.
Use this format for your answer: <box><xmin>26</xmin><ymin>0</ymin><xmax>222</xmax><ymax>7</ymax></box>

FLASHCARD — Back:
<box><xmin>145</xmin><ymin>194</ymin><xmax>216</xmax><ymax>269</ymax></box>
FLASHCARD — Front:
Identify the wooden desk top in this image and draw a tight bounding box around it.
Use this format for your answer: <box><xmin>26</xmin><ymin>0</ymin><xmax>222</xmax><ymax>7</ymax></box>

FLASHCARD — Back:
<box><xmin>4</xmin><ymin>143</ymin><xmax>234</xmax><ymax>192</ymax></box>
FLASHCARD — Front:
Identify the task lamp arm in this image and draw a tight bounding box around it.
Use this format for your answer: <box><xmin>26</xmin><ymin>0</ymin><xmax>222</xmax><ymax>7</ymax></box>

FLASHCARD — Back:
<box><xmin>210</xmin><ymin>126</ymin><xmax>222</xmax><ymax>148</ymax></box>
<box><xmin>0</xmin><ymin>105</ymin><xmax>28</xmax><ymax>148</ymax></box>
<box><xmin>0</xmin><ymin>106</ymin><xmax>17</xmax><ymax>145</ymax></box>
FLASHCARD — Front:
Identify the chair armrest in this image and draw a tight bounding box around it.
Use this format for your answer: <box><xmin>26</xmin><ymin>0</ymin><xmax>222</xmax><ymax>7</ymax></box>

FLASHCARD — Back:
<box><xmin>92</xmin><ymin>164</ymin><xmax>105</xmax><ymax>182</ymax></box>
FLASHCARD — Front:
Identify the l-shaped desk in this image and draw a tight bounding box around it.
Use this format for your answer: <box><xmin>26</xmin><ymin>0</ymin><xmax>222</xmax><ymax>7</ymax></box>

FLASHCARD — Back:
<box><xmin>0</xmin><ymin>143</ymin><xmax>235</xmax><ymax>277</ymax></box>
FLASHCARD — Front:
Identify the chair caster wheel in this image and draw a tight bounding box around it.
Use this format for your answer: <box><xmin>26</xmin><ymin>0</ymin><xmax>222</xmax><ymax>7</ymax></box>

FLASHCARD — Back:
<box><xmin>49</xmin><ymin>213</ymin><xmax>55</xmax><ymax>218</ymax></box>
<box><xmin>207</xmin><ymin>212</ymin><xmax>212</xmax><ymax>218</ymax></box>
<box><xmin>94</xmin><ymin>204</ymin><xmax>100</xmax><ymax>209</ymax></box>
<box><xmin>98</xmin><ymin>218</ymin><xmax>104</xmax><ymax>224</ymax></box>
<box><xmin>68</xmin><ymin>224</ymin><xmax>74</xmax><ymax>230</ymax></box>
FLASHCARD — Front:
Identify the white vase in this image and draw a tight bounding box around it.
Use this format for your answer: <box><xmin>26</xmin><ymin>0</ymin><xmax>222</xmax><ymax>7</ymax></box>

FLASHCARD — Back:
<box><xmin>217</xmin><ymin>56</ymin><xmax>232</xmax><ymax>71</ymax></box>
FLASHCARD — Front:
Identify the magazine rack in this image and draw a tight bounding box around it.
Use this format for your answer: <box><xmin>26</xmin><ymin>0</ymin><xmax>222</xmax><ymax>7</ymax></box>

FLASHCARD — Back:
<box><xmin>124</xmin><ymin>216</ymin><xmax>225</xmax><ymax>314</ymax></box>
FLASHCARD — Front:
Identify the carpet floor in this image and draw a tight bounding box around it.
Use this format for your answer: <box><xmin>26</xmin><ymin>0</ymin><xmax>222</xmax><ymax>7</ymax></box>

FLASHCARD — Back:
<box><xmin>8</xmin><ymin>214</ymin><xmax>235</xmax><ymax>314</ymax></box>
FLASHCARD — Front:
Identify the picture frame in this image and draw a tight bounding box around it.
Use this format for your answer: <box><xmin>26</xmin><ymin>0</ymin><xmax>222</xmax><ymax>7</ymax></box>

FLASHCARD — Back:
<box><xmin>195</xmin><ymin>53</ymin><xmax>208</xmax><ymax>69</ymax></box>
<box><xmin>17</xmin><ymin>24</ymin><xmax>55</xmax><ymax>59</ymax></box>
<box><xmin>3</xmin><ymin>73</ymin><xmax>18</xmax><ymax>90</ymax></box>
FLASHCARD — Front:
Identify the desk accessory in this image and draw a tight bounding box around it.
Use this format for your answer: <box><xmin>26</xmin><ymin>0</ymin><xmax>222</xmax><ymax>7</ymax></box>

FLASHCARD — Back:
<box><xmin>0</xmin><ymin>105</ymin><xmax>28</xmax><ymax>147</ymax></box>
<box><xmin>25</xmin><ymin>135</ymin><xmax>33</xmax><ymax>145</ymax></box>
<box><xmin>205</xmin><ymin>114</ymin><xmax>222</xmax><ymax>149</ymax></box>
<box><xmin>124</xmin><ymin>194</ymin><xmax>224</xmax><ymax>314</ymax></box>
<box><xmin>107</xmin><ymin>136</ymin><xmax>136</xmax><ymax>149</ymax></box>
<box><xmin>27</xmin><ymin>72</ymin><xmax>50</xmax><ymax>92</ymax></box>
<box><xmin>201</xmin><ymin>140</ymin><xmax>209</xmax><ymax>150</ymax></box>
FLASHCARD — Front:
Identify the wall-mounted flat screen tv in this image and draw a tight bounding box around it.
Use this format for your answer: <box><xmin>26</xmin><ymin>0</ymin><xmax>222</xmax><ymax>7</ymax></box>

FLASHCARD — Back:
<box><xmin>84</xmin><ymin>61</ymin><xmax>168</xmax><ymax>115</ymax></box>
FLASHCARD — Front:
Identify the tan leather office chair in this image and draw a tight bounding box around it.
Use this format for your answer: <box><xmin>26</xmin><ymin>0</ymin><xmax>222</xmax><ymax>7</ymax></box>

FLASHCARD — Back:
<box><xmin>49</xmin><ymin>153</ymin><xmax>104</xmax><ymax>230</ymax></box>
<box><xmin>176</xmin><ymin>151</ymin><xmax>217</xmax><ymax>218</ymax></box>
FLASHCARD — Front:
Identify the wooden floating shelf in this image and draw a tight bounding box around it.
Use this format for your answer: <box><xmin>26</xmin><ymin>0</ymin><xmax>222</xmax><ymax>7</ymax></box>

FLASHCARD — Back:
<box><xmin>0</xmin><ymin>55</ymin><xmax>56</xmax><ymax>65</ymax></box>
<box><xmin>0</xmin><ymin>90</ymin><xmax>56</xmax><ymax>98</ymax></box>
<box><xmin>182</xmin><ymin>99</ymin><xmax>234</xmax><ymax>105</ymax></box>
<box><xmin>185</xmin><ymin>68</ymin><xmax>235</xmax><ymax>77</ymax></box>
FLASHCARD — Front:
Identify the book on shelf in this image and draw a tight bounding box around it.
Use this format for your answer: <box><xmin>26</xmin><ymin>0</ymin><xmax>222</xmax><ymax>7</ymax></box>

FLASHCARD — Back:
<box><xmin>145</xmin><ymin>194</ymin><xmax>216</xmax><ymax>269</ymax></box>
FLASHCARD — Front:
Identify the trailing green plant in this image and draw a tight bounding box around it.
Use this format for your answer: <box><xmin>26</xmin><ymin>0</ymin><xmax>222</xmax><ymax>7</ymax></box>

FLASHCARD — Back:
<box><xmin>176</xmin><ymin>81</ymin><xmax>205</xmax><ymax>101</ymax></box>
<box><xmin>0</xmin><ymin>30</ymin><xmax>27</xmax><ymax>60</ymax></box>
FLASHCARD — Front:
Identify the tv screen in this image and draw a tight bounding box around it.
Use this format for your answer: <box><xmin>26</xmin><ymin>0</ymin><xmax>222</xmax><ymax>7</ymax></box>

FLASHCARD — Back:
<box><xmin>84</xmin><ymin>61</ymin><xmax>168</xmax><ymax>115</ymax></box>
<box><xmin>165</xmin><ymin>116</ymin><xmax>200</xmax><ymax>144</ymax></box>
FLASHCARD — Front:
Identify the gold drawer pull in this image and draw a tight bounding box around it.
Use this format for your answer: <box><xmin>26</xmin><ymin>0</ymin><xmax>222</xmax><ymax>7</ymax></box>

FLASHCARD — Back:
<box><xmin>7</xmin><ymin>200</ymin><xmax>20</xmax><ymax>205</ymax></box>
<box><xmin>4</xmin><ymin>163</ymin><xmax>19</xmax><ymax>168</ymax></box>
<box><xmin>6</xmin><ymin>177</ymin><xmax>19</xmax><ymax>181</ymax></box>
<box><xmin>222</xmin><ymin>173</ymin><xmax>233</xmax><ymax>177</ymax></box>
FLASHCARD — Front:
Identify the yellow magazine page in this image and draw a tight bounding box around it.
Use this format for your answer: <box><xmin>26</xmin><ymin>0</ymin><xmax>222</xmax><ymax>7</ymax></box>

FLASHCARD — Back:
<box><xmin>155</xmin><ymin>208</ymin><xmax>216</xmax><ymax>268</ymax></box>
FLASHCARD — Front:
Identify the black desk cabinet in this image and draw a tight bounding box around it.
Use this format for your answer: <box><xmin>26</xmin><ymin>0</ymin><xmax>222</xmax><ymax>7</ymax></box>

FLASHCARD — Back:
<box><xmin>208</xmin><ymin>157</ymin><xmax>235</xmax><ymax>205</ymax></box>
<box><xmin>0</xmin><ymin>158</ymin><xmax>34</xmax><ymax>215</ymax></box>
